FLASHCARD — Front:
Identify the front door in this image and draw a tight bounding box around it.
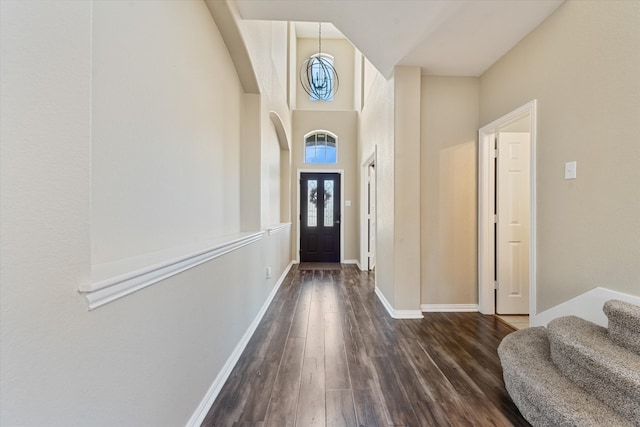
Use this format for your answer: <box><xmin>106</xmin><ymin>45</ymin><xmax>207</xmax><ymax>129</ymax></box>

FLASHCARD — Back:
<box><xmin>300</xmin><ymin>173</ymin><xmax>341</xmax><ymax>262</ymax></box>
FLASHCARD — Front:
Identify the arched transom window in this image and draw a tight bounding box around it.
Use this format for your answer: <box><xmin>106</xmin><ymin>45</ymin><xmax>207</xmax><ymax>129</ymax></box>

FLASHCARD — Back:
<box><xmin>305</xmin><ymin>131</ymin><xmax>337</xmax><ymax>164</ymax></box>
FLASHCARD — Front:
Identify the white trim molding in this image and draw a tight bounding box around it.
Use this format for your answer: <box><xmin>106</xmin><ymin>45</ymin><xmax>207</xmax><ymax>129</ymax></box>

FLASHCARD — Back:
<box><xmin>79</xmin><ymin>231</ymin><xmax>265</xmax><ymax>310</ymax></box>
<box><xmin>421</xmin><ymin>304</ymin><xmax>479</xmax><ymax>312</ymax></box>
<box><xmin>478</xmin><ymin>100</ymin><xmax>537</xmax><ymax>316</ymax></box>
<box><xmin>267</xmin><ymin>222</ymin><xmax>291</xmax><ymax>236</ymax></box>
<box><xmin>186</xmin><ymin>261</ymin><xmax>294</xmax><ymax>427</ymax></box>
<box><xmin>531</xmin><ymin>287</ymin><xmax>640</xmax><ymax>328</ymax></box>
<box><xmin>360</xmin><ymin>149</ymin><xmax>376</xmax><ymax>271</ymax></box>
<box><xmin>375</xmin><ymin>287</ymin><xmax>424</xmax><ymax>319</ymax></box>
<box><xmin>343</xmin><ymin>259</ymin><xmax>360</xmax><ymax>269</ymax></box>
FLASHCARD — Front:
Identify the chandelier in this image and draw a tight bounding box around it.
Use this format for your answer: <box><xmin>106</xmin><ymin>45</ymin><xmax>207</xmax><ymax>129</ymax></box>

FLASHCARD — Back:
<box><xmin>299</xmin><ymin>23</ymin><xmax>339</xmax><ymax>101</ymax></box>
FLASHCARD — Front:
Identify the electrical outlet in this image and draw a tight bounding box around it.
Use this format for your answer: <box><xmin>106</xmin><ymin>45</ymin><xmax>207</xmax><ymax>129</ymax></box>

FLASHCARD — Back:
<box><xmin>266</xmin><ymin>267</ymin><xmax>272</xmax><ymax>279</ymax></box>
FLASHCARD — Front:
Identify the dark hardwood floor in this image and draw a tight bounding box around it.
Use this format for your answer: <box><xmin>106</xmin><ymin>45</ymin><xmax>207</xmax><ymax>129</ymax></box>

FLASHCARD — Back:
<box><xmin>202</xmin><ymin>265</ymin><xmax>530</xmax><ymax>427</ymax></box>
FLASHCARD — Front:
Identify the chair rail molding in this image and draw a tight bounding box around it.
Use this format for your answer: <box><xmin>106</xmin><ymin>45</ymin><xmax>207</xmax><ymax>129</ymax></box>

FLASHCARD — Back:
<box><xmin>267</xmin><ymin>222</ymin><xmax>291</xmax><ymax>235</ymax></box>
<box><xmin>79</xmin><ymin>231</ymin><xmax>265</xmax><ymax>310</ymax></box>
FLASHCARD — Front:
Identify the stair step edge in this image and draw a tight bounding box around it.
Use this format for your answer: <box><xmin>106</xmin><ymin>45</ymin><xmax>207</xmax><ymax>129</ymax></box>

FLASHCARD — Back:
<box><xmin>498</xmin><ymin>327</ymin><xmax>634</xmax><ymax>427</ymax></box>
<box><xmin>548</xmin><ymin>316</ymin><xmax>640</xmax><ymax>380</ymax></box>
<box><xmin>604</xmin><ymin>299</ymin><xmax>640</xmax><ymax>329</ymax></box>
<box><xmin>548</xmin><ymin>315</ymin><xmax>640</xmax><ymax>422</ymax></box>
<box><xmin>604</xmin><ymin>299</ymin><xmax>640</xmax><ymax>355</ymax></box>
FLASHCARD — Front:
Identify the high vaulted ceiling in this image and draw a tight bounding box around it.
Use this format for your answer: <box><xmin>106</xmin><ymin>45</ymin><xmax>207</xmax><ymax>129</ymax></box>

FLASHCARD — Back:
<box><xmin>235</xmin><ymin>0</ymin><xmax>564</xmax><ymax>77</ymax></box>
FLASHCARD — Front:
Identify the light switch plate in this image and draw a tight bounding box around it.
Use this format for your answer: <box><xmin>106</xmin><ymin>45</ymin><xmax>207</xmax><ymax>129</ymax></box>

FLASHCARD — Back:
<box><xmin>345</xmin><ymin>200</ymin><xmax>351</xmax><ymax>207</ymax></box>
<box><xmin>564</xmin><ymin>161</ymin><xmax>577</xmax><ymax>180</ymax></box>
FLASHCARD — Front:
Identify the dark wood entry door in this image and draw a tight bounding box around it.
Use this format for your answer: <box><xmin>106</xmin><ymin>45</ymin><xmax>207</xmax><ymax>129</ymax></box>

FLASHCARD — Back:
<box><xmin>300</xmin><ymin>173</ymin><xmax>341</xmax><ymax>262</ymax></box>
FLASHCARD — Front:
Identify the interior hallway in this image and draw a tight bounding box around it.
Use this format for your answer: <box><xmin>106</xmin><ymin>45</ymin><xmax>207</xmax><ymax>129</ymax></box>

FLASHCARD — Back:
<box><xmin>203</xmin><ymin>264</ymin><xmax>529</xmax><ymax>426</ymax></box>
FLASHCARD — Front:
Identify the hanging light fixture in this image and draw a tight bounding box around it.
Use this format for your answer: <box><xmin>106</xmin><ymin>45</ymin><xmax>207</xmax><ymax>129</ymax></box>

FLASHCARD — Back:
<box><xmin>299</xmin><ymin>22</ymin><xmax>339</xmax><ymax>101</ymax></box>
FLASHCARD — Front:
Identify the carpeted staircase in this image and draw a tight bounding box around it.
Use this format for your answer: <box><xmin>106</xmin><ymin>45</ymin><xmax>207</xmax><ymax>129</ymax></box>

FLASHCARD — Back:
<box><xmin>498</xmin><ymin>299</ymin><xmax>640</xmax><ymax>427</ymax></box>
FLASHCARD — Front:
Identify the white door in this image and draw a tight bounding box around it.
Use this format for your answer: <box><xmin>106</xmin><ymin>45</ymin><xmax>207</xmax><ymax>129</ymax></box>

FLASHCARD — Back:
<box><xmin>368</xmin><ymin>163</ymin><xmax>376</xmax><ymax>270</ymax></box>
<box><xmin>496</xmin><ymin>132</ymin><xmax>530</xmax><ymax>314</ymax></box>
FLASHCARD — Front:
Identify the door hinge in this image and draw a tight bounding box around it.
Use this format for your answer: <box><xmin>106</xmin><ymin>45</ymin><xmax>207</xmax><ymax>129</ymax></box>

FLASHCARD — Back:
<box><xmin>493</xmin><ymin>148</ymin><xmax>498</xmax><ymax>158</ymax></box>
<box><xmin>494</xmin><ymin>214</ymin><xmax>498</xmax><ymax>223</ymax></box>
<box><xmin>494</xmin><ymin>280</ymin><xmax>499</xmax><ymax>290</ymax></box>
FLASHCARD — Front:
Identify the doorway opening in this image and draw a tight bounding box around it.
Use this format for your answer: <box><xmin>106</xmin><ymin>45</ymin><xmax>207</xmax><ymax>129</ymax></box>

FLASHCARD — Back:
<box><xmin>478</xmin><ymin>100</ymin><xmax>537</xmax><ymax>316</ymax></box>
<box><xmin>360</xmin><ymin>150</ymin><xmax>376</xmax><ymax>271</ymax></box>
<box><xmin>367</xmin><ymin>162</ymin><xmax>376</xmax><ymax>270</ymax></box>
<box><xmin>298</xmin><ymin>172</ymin><xmax>342</xmax><ymax>262</ymax></box>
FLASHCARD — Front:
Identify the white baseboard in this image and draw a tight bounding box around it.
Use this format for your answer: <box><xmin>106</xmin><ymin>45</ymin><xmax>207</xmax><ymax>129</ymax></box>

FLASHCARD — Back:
<box><xmin>343</xmin><ymin>259</ymin><xmax>360</xmax><ymax>268</ymax></box>
<box><xmin>374</xmin><ymin>287</ymin><xmax>424</xmax><ymax>319</ymax></box>
<box><xmin>421</xmin><ymin>304</ymin><xmax>479</xmax><ymax>312</ymax></box>
<box><xmin>186</xmin><ymin>261</ymin><xmax>294</xmax><ymax>427</ymax></box>
<box><xmin>531</xmin><ymin>287</ymin><xmax>640</xmax><ymax>328</ymax></box>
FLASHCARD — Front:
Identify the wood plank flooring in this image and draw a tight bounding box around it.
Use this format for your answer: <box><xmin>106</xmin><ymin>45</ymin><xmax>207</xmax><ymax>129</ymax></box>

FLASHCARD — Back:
<box><xmin>202</xmin><ymin>265</ymin><xmax>530</xmax><ymax>427</ymax></box>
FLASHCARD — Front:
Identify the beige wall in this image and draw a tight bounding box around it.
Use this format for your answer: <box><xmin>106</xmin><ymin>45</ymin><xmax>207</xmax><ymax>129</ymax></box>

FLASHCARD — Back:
<box><xmin>357</xmin><ymin>65</ymin><xmax>423</xmax><ymax>312</ymax></box>
<box><xmin>358</xmin><ymin>64</ymin><xmax>396</xmax><ymax>304</ymax></box>
<box><xmin>91</xmin><ymin>0</ymin><xmax>242</xmax><ymax>264</ymax></box>
<box><xmin>501</xmin><ymin>115</ymin><xmax>530</xmax><ymax>133</ymax></box>
<box><xmin>480</xmin><ymin>0</ymin><xmax>640</xmax><ymax>311</ymax></box>
<box><xmin>288</xmin><ymin>22</ymin><xmax>298</xmax><ymax>110</ymax></box>
<box><xmin>240</xmin><ymin>19</ymin><xmax>291</xmax><ymax>126</ymax></box>
<box><xmin>393</xmin><ymin>67</ymin><xmax>422</xmax><ymax>310</ymax></box>
<box><xmin>291</xmin><ymin>110</ymin><xmax>359</xmax><ymax>261</ymax></box>
<box><xmin>0</xmin><ymin>1</ymin><xmax>293</xmax><ymax>425</ymax></box>
<box><xmin>239</xmin><ymin>19</ymin><xmax>293</xmax><ymax>230</ymax></box>
<box><xmin>271</xmin><ymin>21</ymin><xmax>288</xmax><ymax>100</ymax></box>
<box><xmin>421</xmin><ymin>76</ymin><xmax>480</xmax><ymax>305</ymax></box>
<box><xmin>264</xmin><ymin>120</ymin><xmax>282</xmax><ymax>226</ymax></box>
<box><xmin>362</xmin><ymin>57</ymin><xmax>380</xmax><ymax>109</ymax></box>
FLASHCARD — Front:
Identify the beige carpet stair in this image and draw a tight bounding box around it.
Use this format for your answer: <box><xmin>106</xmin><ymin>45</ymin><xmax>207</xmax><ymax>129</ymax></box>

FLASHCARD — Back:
<box><xmin>498</xmin><ymin>299</ymin><xmax>640</xmax><ymax>427</ymax></box>
<box><xmin>548</xmin><ymin>315</ymin><xmax>640</xmax><ymax>422</ymax></box>
<box><xmin>605</xmin><ymin>299</ymin><xmax>640</xmax><ymax>354</ymax></box>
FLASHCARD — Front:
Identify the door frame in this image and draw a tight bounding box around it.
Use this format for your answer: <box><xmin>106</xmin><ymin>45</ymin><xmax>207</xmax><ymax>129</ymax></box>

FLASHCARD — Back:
<box><xmin>360</xmin><ymin>149</ymin><xmax>376</xmax><ymax>270</ymax></box>
<box><xmin>478</xmin><ymin>100</ymin><xmax>537</xmax><ymax>315</ymax></box>
<box><xmin>296</xmin><ymin>169</ymin><xmax>345</xmax><ymax>263</ymax></box>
